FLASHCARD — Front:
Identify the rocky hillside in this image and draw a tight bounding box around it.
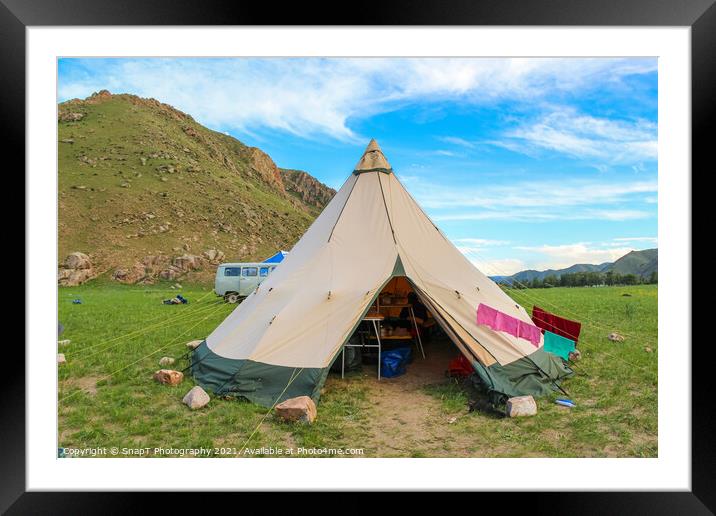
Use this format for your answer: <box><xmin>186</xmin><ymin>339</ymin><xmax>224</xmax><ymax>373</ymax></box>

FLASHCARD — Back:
<box><xmin>58</xmin><ymin>90</ymin><xmax>335</xmax><ymax>285</ymax></box>
<box><xmin>280</xmin><ymin>168</ymin><xmax>336</xmax><ymax>217</ymax></box>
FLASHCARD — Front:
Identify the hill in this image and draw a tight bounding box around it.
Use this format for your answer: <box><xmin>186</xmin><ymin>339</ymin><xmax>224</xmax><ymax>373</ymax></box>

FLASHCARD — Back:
<box><xmin>496</xmin><ymin>248</ymin><xmax>657</xmax><ymax>285</ymax></box>
<box><xmin>57</xmin><ymin>90</ymin><xmax>335</xmax><ymax>285</ymax></box>
<box><xmin>279</xmin><ymin>168</ymin><xmax>336</xmax><ymax>217</ymax></box>
<box><xmin>509</xmin><ymin>262</ymin><xmax>611</xmax><ymax>284</ymax></box>
<box><xmin>608</xmin><ymin>248</ymin><xmax>658</xmax><ymax>276</ymax></box>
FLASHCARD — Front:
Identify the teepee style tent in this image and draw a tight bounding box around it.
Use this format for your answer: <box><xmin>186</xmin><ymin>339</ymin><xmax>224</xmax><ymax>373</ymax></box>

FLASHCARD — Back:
<box><xmin>191</xmin><ymin>140</ymin><xmax>572</xmax><ymax>407</ymax></box>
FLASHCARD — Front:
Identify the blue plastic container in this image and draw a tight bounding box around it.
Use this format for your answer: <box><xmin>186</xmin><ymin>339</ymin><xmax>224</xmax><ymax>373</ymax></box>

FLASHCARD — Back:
<box><xmin>380</xmin><ymin>347</ymin><xmax>412</xmax><ymax>378</ymax></box>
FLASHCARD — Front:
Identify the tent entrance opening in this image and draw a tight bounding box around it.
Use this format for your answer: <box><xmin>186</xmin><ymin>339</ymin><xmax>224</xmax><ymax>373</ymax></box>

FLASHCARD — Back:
<box><xmin>337</xmin><ymin>276</ymin><xmax>463</xmax><ymax>381</ymax></box>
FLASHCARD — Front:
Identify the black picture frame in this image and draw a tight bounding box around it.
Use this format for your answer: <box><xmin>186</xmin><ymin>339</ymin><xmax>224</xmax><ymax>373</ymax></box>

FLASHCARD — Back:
<box><xmin>4</xmin><ymin>0</ymin><xmax>709</xmax><ymax>511</ymax></box>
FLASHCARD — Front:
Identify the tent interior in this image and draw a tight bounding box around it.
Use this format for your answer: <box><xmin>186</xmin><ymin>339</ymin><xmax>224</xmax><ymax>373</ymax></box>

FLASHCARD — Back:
<box><xmin>330</xmin><ymin>275</ymin><xmax>465</xmax><ymax>383</ymax></box>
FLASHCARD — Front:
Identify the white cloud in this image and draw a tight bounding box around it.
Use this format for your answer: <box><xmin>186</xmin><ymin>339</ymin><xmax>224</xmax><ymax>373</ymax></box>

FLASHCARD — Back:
<box><xmin>59</xmin><ymin>57</ymin><xmax>656</xmax><ymax>142</ymax></box>
<box><xmin>402</xmin><ymin>175</ymin><xmax>657</xmax><ymax>223</ymax></box>
<box><xmin>431</xmin><ymin>149</ymin><xmax>461</xmax><ymax>157</ymax></box>
<box><xmin>454</xmin><ymin>237</ymin><xmax>509</xmax><ymax>246</ymax></box>
<box><xmin>457</xmin><ymin>238</ymin><xmax>656</xmax><ymax>275</ymax></box>
<box><xmin>496</xmin><ymin>107</ymin><xmax>657</xmax><ymax>164</ymax></box>
<box><xmin>514</xmin><ymin>243</ymin><xmax>638</xmax><ymax>270</ymax></box>
<box><xmin>612</xmin><ymin>236</ymin><xmax>658</xmax><ymax>244</ymax></box>
<box><xmin>454</xmin><ymin>237</ymin><xmax>510</xmax><ymax>257</ymax></box>
<box><xmin>467</xmin><ymin>257</ymin><xmax>526</xmax><ymax>276</ymax></box>
<box><xmin>439</xmin><ymin>136</ymin><xmax>477</xmax><ymax>148</ymax></box>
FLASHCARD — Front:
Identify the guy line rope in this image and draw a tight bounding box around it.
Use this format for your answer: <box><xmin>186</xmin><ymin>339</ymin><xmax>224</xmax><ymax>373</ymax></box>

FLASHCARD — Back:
<box><xmin>67</xmin><ymin>290</ymin><xmax>223</xmax><ymax>357</ymax></box>
<box><xmin>59</xmin><ymin>302</ymin><xmax>228</xmax><ymax>404</ymax></box>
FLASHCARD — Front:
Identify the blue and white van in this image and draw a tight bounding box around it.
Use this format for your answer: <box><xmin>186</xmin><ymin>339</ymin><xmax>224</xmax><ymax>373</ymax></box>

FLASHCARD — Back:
<box><xmin>215</xmin><ymin>262</ymin><xmax>278</xmax><ymax>303</ymax></box>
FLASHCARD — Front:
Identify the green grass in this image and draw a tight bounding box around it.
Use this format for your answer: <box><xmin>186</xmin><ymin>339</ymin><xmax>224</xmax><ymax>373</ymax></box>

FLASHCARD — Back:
<box><xmin>58</xmin><ymin>282</ymin><xmax>657</xmax><ymax>458</ymax></box>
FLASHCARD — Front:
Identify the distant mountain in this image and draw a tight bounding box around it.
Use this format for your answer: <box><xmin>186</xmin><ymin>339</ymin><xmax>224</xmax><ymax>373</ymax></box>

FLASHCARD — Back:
<box><xmin>608</xmin><ymin>248</ymin><xmax>658</xmax><ymax>276</ymax></box>
<box><xmin>493</xmin><ymin>248</ymin><xmax>657</xmax><ymax>285</ymax></box>
<box><xmin>57</xmin><ymin>90</ymin><xmax>336</xmax><ymax>284</ymax></box>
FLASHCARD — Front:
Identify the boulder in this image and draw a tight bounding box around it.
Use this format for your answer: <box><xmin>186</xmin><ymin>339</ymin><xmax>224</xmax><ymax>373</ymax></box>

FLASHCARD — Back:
<box><xmin>608</xmin><ymin>332</ymin><xmax>625</xmax><ymax>342</ymax></box>
<box><xmin>274</xmin><ymin>396</ymin><xmax>317</xmax><ymax>424</ymax></box>
<box><xmin>112</xmin><ymin>263</ymin><xmax>146</xmax><ymax>284</ymax></box>
<box><xmin>186</xmin><ymin>339</ymin><xmax>202</xmax><ymax>350</ymax></box>
<box><xmin>172</xmin><ymin>254</ymin><xmax>202</xmax><ymax>272</ymax></box>
<box><xmin>202</xmin><ymin>249</ymin><xmax>225</xmax><ymax>263</ymax></box>
<box><xmin>64</xmin><ymin>252</ymin><xmax>92</xmax><ymax>270</ymax></box>
<box><xmin>505</xmin><ymin>395</ymin><xmax>537</xmax><ymax>418</ymax></box>
<box><xmin>57</xmin><ymin>353</ymin><xmax>66</xmax><ymax>364</ymax></box>
<box><xmin>58</xmin><ymin>111</ymin><xmax>85</xmax><ymax>122</ymax></box>
<box><xmin>158</xmin><ymin>268</ymin><xmax>178</xmax><ymax>281</ymax></box>
<box><xmin>568</xmin><ymin>349</ymin><xmax>582</xmax><ymax>362</ymax></box>
<box><xmin>58</xmin><ymin>268</ymin><xmax>96</xmax><ymax>286</ymax></box>
<box><xmin>182</xmin><ymin>386</ymin><xmax>210</xmax><ymax>410</ymax></box>
<box><xmin>153</xmin><ymin>369</ymin><xmax>184</xmax><ymax>386</ymax></box>
<box><xmin>159</xmin><ymin>356</ymin><xmax>175</xmax><ymax>366</ymax></box>
<box><xmin>58</xmin><ymin>252</ymin><xmax>97</xmax><ymax>286</ymax></box>
<box><xmin>142</xmin><ymin>255</ymin><xmax>168</xmax><ymax>267</ymax></box>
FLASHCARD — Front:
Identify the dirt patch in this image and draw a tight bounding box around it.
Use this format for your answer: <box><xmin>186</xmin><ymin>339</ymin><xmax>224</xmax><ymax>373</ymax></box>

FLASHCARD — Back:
<box><xmin>351</xmin><ymin>338</ymin><xmax>480</xmax><ymax>457</ymax></box>
<box><xmin>64</xmin><ymin>375</ymin><xmax>100</xmax><ymax>396</ymax></box>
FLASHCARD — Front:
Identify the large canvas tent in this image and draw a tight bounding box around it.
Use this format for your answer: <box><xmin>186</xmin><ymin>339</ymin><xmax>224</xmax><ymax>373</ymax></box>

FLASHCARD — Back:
<box><xmin>191</xmin><ymin>140</ymin><xmax>572</xmax><ymax>407</ymax></box>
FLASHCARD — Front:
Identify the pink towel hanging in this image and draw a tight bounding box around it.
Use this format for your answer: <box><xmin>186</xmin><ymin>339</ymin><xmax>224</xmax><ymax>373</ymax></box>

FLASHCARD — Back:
<box><xmin>477</xmin><ymin>303</ymin><xmax>541</xmax><ymax>347</ymax></box>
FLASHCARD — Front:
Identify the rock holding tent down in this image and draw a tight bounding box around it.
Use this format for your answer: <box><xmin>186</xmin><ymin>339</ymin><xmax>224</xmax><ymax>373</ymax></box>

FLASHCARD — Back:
<box><xmin>153</xmin><ymin>369</ymin><xmax>184</xmax><ymax>386</ymax></box>
<box><xmin>159</xmin><ymin>356</ymin><xmax>175</xmax><ymax>366</ymax></box>
<box><xmin>186</xmin><ymin>340</ymin><xmax>202</xmax><ymax>350</ymax></box>
<box><xmin>58</xmin><ymin>339</ymin><xmax>71</xmax><ymax>347</ymax></box>
<box><xmin>182</xmin><ymin>386</ymin><xmax>210</xmax><ymax>410</ymax></box>
<box><xmin>608</xmin><ymin>332</ymin><xmax>625</xmax><ymax>342</ymax></box>
<box><xmin>505</xmin><ymin>395</ymin><xmax>537</xmax><ymax>418</ymax></box>
<box><xmin>57</xmin><ymin>353</ymin><xmax>66</xmax><ymax>365</ymax></box>
<box><xmin>275</xmin><ymin>396</ymin><xmax>317</xmax><ymax>424</ymax></box>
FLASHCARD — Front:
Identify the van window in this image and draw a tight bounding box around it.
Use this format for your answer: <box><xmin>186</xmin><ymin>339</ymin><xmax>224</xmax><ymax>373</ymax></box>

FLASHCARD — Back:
<box><xmin>224</xmin><ymin>267</ymin><xmax>241</xmax><ymax>277</ymax></box>
<box><xmin>242</xmin><ymin>267</ymin><xmax>258</xmax><ymax>277</ymax></box>
<box><xmin>260</xmin><ymin>267</ymin><xmax>270</xmax><ymax>277</ymax></box>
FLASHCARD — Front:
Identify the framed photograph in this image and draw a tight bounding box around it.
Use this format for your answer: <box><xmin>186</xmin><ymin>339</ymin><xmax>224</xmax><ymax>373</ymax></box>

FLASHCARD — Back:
<box><xmin>7</xmin><ymin>0</ymin><xmax>710</xmax><ymax>510</ymax></box>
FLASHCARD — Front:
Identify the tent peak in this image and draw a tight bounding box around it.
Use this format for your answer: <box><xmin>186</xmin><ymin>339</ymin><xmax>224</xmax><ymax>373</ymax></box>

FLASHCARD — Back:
<box><xmin>354</xmin><ymin>138</ymin><xmax>392</xmax><ymax>174</ymax></box>
<box><xmin>365</xmin><ymin>138</ymin><xmax>381</xmax><ymax>152</ymax></box>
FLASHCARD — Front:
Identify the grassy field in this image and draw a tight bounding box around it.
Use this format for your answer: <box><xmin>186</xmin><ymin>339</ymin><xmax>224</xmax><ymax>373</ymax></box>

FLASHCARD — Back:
<box><xmin>58</xmin><ymin>281</ymin><xmax>657</xmax><ymax>458</ymax></box>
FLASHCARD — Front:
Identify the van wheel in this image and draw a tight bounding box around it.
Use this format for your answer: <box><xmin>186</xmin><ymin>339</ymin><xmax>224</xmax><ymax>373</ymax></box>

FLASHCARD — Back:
<box><xmin>224</xmin><ymin>293</ymin><xmax>240</xmax><ymax>304</ymax></box>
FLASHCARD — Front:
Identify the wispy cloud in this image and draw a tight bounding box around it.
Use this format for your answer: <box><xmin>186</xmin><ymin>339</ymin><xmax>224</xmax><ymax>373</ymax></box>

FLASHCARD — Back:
<box><xmin>493</xmin><ymin>107</ymin><xmax>657</xmax><ymax>164</ymax></box>
<box><xmin>513</xmin><ymin>242</ymin><xmax>640</xmax><ymax>270</ymax></box>
<box><xmin>438</xmin><ymin>136</ymin><xmax>477</xmax><ymax>149</ymax></box>
<box><xmin>466</xmin><ymin>257</ymin><xmax>527</xmax><ymax>276</ymax></box>
<box><xmin>458</xmin><ymin>237</ymin><xmax>656</xmax><ymax>275</ymax></box>
<box><xmin>454</xmin><ymin>237</ymin><xmax>509</xmax><ymax>246</ymax></box>
<box><xmin>402</xmin><ymin>175</ymin><xmax>657</xmax><ymax>223</ymax></box>
<box><xmin>453</xmin><ymin>237</ymin><xmax>509</xmax><ymax>257</ymax></box>
<box><xmin>612</xmin><ymin>236</ymin><xmax>658</xmax><ymax>244</ymax></box>
<box><xmin>58</xmin><ymin>57</ymin><xmax>656</xmax><ymax>143</ymax></box>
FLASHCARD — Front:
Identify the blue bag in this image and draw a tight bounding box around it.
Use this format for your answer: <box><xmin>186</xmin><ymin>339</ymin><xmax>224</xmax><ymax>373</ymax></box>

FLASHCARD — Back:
<box><xmin>381</xmin><ymin>347</ymin><xmax>412</xmax><ymax>378</ymax></box>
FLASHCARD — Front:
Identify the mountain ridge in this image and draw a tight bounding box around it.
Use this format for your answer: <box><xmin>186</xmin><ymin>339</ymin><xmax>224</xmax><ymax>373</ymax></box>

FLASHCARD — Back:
<box><xmin>494</xmin><ymin>248</ymin><xmax>657</xmax><ymax>284</ymax></box>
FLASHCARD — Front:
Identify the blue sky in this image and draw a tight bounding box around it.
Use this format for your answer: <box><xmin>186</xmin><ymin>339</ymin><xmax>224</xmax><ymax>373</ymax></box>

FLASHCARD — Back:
<box><xmin>58</xmin><ymin>58</ymin><xmax>658</xmax><ymax>275</ymax></box>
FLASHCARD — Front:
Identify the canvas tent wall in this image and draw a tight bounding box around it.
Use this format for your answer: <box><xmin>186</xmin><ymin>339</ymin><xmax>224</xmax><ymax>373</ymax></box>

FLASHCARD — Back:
<box><xmin>191</xmin><ymin>140</ymin><xmax>571</xmax><ymax>407</ymax></box>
